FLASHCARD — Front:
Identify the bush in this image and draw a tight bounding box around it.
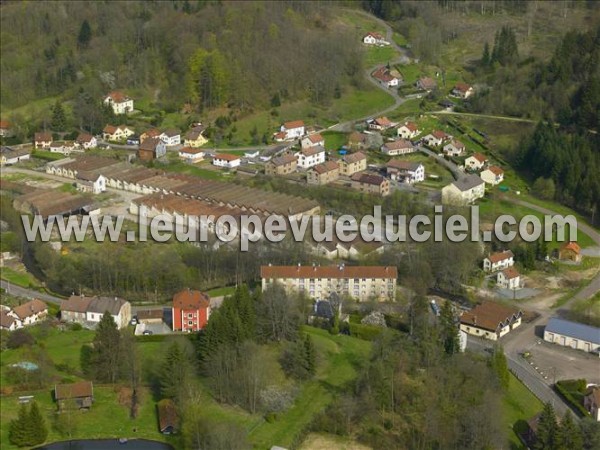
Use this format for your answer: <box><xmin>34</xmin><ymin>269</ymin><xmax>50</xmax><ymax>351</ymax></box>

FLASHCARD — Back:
<box><xmin>7</xmin><ymin>329</ymin><xmax>35</xmax><ymax>349</ymax></box>
<box><xmin>555</xmin><ymin>379</ymin><xmax>589</xmax><ymax>417</ymax></box>
<box><xmin>348</xmin><ymin>323</ymin><xmax>384</xmax><ymax>341</ymax></box>
<box><xmin>69</xmin><ymin>323</ymin><xmax>83</xmax><ymax>331</ymax></box>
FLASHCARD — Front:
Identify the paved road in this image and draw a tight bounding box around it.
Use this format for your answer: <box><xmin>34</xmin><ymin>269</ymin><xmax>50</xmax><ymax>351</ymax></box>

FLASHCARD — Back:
<box><xmin>1</xmin><ymin>280</ymin><xmax>63</xmax><ymax>305</ymax></box>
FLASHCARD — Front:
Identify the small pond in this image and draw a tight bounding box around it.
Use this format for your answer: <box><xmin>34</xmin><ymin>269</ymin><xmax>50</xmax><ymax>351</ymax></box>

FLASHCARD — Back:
<box><xmin>11</xmin><ymin>361</ymin><xmax>39</xmax><ymax>371</ymax></box>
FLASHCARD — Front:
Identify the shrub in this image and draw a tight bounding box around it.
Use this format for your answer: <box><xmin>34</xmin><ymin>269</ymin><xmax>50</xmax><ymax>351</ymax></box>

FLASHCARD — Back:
<box><xmin>7</xmin><ymin>329</ymin><xmax>35</xmax><ymax>349</ymax></box>
<box><xmin>69</xmin><ymin>323</ymin><xmax>83</xmax><ymax>331</ymax></box>
<box><xmin>555</xmin><ymin>379</ymin><xmax>589</xmax><ymax>417</ymax></box>
<box><xmin>348</xmin><ymin>323</ymin><xmax>384</xmax><ymax>341</ymax></box>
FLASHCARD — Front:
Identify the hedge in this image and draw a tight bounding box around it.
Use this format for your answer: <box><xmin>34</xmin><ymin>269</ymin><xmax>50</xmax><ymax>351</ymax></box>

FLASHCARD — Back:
<box><xmin>555</xmin><ymin>379</ymin><xmax>590</xmax><ymax>417</ymax></box>
<box><xmin>348</xmin><ymin>323</ymin><xmax>384</xmax><ymax>341</ymax></box>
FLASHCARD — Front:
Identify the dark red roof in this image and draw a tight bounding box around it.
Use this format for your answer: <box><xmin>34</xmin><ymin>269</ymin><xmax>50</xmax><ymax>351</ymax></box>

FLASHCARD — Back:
<box><xmin>172</xmin><ymin>289</ymin><xmax>210</xmax><ymax>310</ymax></box>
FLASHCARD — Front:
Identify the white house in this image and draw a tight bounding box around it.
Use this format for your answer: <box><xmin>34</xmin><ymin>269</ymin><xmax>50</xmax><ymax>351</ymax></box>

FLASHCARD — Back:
<box><xmin>244</xmin><ymin>150</ymin><xmax>259</xmax><ymax>159</ymax></box>
<box><xmin>2</xmin><ymin>299</ymin><xmax>48</xmax><ymax>330</ymax></box>
<box><xmin>75</xmin><ymin>173</ymin><xmax>106</xmax><ymax>195</ymax></box>
<box><xmin>441</xmin><ymin>174</ymin><xmax>485</xmax><ymax>205</ymax></box>
<box><xmin>386</xmin><ymin>160</ymin><xmax>425</xmax><ymax>183</ymax></box>
<box><xmin>280</xmin><ymin>120</ymin><xmax>305</xmax><ymax>140</ymax></box>
<box><xmin>497</xmin><ymin>267</ymin><xmax>521</xmax><ymax>290</ymax></box>
<box><xmin>443</xmin><ymin>140</ymin><xmax>466</xmax><ymax>157</ymax></box>
<box><xmin>103</xmin><ymin>125</ymin><xmax>135</xmax><ymax>142</ymax></box>
<box><xmin>460</xmin><ymin>302</ymin><xmax>522</xmax><ymax>341</ymax></box>
<box><xmin>301</xmin><ymin>133</ymin><xmax>325</xmax><ymax>149</ymax></box>
<box><xmin>483</xmin><ymin>250</ymin><xmax>514</xmax><ymax>272</ymax></box>
<box><xmin>213</xmin><ymin>153</ymin><xmax>241</xmax><ymax>168</ymax></box>
<box><xmin>76</xmin><ymin>133</ymin><xmax>98</xmax><ymax>149</ymax></box>
<box><xmin>179</xmin><ymin>147</ymin><xmax>205</xmax><ymax>162</ymax></box>
<box><xmin>481</xmin><ymin>166</ymin><xmax>504</xmax><ymax>185</ymax></box>
<box><xmin>465</xmin><ymin>153</ymin><xmax>488</xmax><ymax>170</ymax></box>
<box><xmin>397</xmin><ymin>122</ymin><xmax>420</xmax><ymax>139</ymax></box>
<box><xmin>0</xmin><ymin>310</ymin><xmax>20</xmax><ymax>331</ymax></box>
<box><xmin>34</xmin><ymin>132</ymin><xmax>53</xmax><ymax>149</ymax></box>
<box><xmin>367</xmin><ymin>117</ymin><xmax>393</xmax><ymax>131</ymax></box>
<box><xmin>160</xmin><ymin>129</ymin><xmax>181</xmax><ymax>146</ymax></box>
<box><xmin>61</xmin><ymin>295</ymin><xmax>131</xmax><ymax>329</ymax></box>
<box><xmin>381</xmin><ymin>139</ymin><xmax>415</xmax><ymax>156</ymax></box>
<box><xmin>363</xmin><ymin>32</ymin><xmax>389</xmax><ymax>46</ymax></box>
<box><xmin>422</xmin><ymin>130</ymin><xmax>449</xmax><ymax>147</ymax></box>
<box><xmin>0</xmin><ymin>146</ymin><xmax>31</xmax><ymax>166</ymax></box>
<box><xmin>103</xmin><ymin>91</ymin><xmax>134</xmax><ymax>115</ymax></box>
<box><xmin>296</xmin><ymin>146</ymin><xmax>326</xmax><ymax>169</ymax></box>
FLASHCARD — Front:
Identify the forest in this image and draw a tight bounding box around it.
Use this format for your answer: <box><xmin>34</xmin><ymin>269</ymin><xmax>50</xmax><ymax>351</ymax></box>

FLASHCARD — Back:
<box><xmin>0</xmin><ymin>1</ymin><xmax>363</xmax><ymax>125</ymax></box>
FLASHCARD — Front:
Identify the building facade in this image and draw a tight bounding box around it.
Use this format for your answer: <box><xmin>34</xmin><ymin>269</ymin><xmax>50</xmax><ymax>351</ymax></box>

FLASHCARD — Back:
<box><xmin>544</xmin><ymin>318</ymin><xmax>600</xmax><ymax>355</ymax></box>
<box><xmin>172</xmin><ymin>289</ymin><xmax>211</xmax><ymax>332</ymax></box>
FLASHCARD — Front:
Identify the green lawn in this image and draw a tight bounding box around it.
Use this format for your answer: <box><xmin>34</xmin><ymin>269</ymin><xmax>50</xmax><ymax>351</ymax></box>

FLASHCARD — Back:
<box><xmin>0</xmin><ymin>266</ymin><xmax>42</xmax><ymax>289</ymax></box>
<box><xmin>161</xmin><ymin>160</ymin><xmax>224</xmax><ymax>180</ymax></box>
<box><xmin>364</xmin><ymin>46</ymin><xmax>400</xmax><ymax>67</ymax></box>
<box><xmin>502</xmin><ymin>373</ymin><xmax>543</xmax><ymax>449</ymax></box>
<box><xmin>206</xmin><ymin>286</ymin><xmax>236</xmax><ymax>297</ymax></box>
<box><xmin>321</xmin><ymin>131</ymin><xmax>348</xmax><ymax>151</ymax></box>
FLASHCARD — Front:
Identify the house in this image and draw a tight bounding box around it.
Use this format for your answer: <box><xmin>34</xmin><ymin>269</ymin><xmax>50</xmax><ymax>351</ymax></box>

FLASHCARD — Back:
<box><xmin>443</xmin><ymin>139</ymin><xmax>466</xmax><ymax>157</ymax></box>
<box><xmin>60</xmin><ymin>295</ymin><xmax>131</xmax><ymax>329</ymax></box>
<box><xmin>261</xmin><ymin>264</ymin><xmax>397</xmax><ymax>301</ymax></box>
<box><xmin>126</xmin><ymin>135</ymin><xmax>140</xmax><ymax>146</ymax></box>
<box><xmin>54</xmin><ymin>381</ymin><xmax>94</xmax><ymax>411</ymax></box>
<box><xmin>140</xmin><ymin>128</ymin><xmax>161</xmax><ymax>143</ymax></box>
<box><xmin>386</xmin><ymin>160</ymin><xmax>425</xmax><ymax>183</ymax></box>
<box><xmin>0</xmin><ymin>120</ymin><xmax>12</xmax><ymax>137</ymax></box>
<box><xmin>559</xmin><ymin>242</ymin><xmax>582</xmax><ymax>263</ymax></box>
<box><xmin>0</xmin><ymin>310</ymin><xmax>20</xmax><ymax>331</ymax></box>
<box><xmin>497</xmin><ymin>267</ymin><xmax>521</xmax><ymax>290</ymax></box>
<box><xmin>372</xmin><ymin>67</ymin><xmax>400</xmax><ymax>88</ymax></box>
<box><xmin>480</xmin><ymin>166</ymin><xmax>504</xmax><ymax>185</ymax></box>
<box><xmin>348</xmin><ymin>131</ymin><xmax>367</xmax><ymax>150</ymax></box>
<box><xmin>50</xmin><ymin>141</ymin><xmax>80</xmax><ymax>155</ymax></box>
<box><xmin>452</xmin><ymin>82</ymin><xmax>474</xmax><ymax>99</ymax></box>
<box><xmin>244</xmin><ymin>150</ymin><xmax>259</xmax><ymax>159</ymax></box>
<box><xmin>307</xmin><ymin>161</ymin><xmax>340</xmax><ymax>186</ymax></box>
<box><xmin>160</xmin><ymin>129</ymin><xmax>181</xmax><ymax>146</ymax></box>
<box><xmin>367</xmin><ymin>117</ymin><xmax>393</xmax><ymax>131</ymax></box>
<box><xmin>0</xmin><ymin>146</ymin><xmax>31</xmax><ymax>166</ymax></box>
<box><xmin>138</xmin><ymin>137</ymin><xmax>166</xmax><ymax>161</ymax></box>
<box><xmin>441</xmin><ymin>174</ymin><xmax>485</xmax><ymax>205</ymax></box>
<box><xmin>172</xmin><ymin>289</ymin><xmax>211</xmax><ymax>332</ymax></box>
<box><xmin>336</xmin><ymin>239</ymin><xmax>385</xmax><ymax>260</ymax></box>
<box><xmin>483</xmin><ymin>250</ymin><xmax>514</xmax><ymax>272</ymax></box>
<box><xmin>7</xmin><ymin>298</ymin><xmax>48</xmax><ymax>328</ymax></box>
<box><xmin>296</xmin><ymin>146</ymin><xmax>326</xmax><ymax>169</ymax></box>
<box><xmin>157</xmin><ymin>399</ymin><xmax>180</xmax><ymax>434</ymax></box>
<box><xmin>103</xmin><ymin>125</ymin><xmax>134</xmax><ymax>142</ymax></box>
<box><xmin>381</xmin><ymin>139</ymin><xmax>414</xmax><ymax>156</ymax></box>
<box><xmin>213</xmin><ymin>153</ymin><xmax>241</xmax><ymax>169</ymax></box>
<box><xmin>459</xmin><ymin>301</ymin><xmax>522</xmax><ymax>341</ymax></box>
<box><xmin>183</xmin><ymin>126</ymin><xmax>208</xmax><ymax>148</ymax></box>
<box><xmin>75</xmin><ymin>172</ymin><xmax>107</xmax><ymax>194</ymax></box>
<box><xmin>337</xmin><ymin>151</ymin><xmax>367</xmax><ymax>177</ymax></box>
<box><xmin>76</xmin><ymin>133</ymin><xmax>97</xmax><ymax>149</ymax></box>
<box><xmin>351</xmin><ymin>172</ymin><xmax>390</xmax><ymax>196</ymax></box>
<box><xmin>34</xmin><ymin>132</ymin><xmax>53</xmax><ymax>149</ymax></box>
<box><xmin>584</xmin><ymin>386</ymin><xmax>600</xmax><ymax>420</ymax></box>
<box><xmin>179</xmin><ymin>147</ymin><xmax>204</xmax><ymax>162</ymax></box>
<box><xmin>301</xmin><ymin>133</ymin><xmax>325</xmax><ymax>149</ymax></box>
<box><xmin>397</xmin><ymin>122</ymin><xmax>420</xmax><ymax>139</ymax></box>
<box><xmin>544</xmin><ymin>317</ymin><xmax>600</xmax><ymax>355</ymax></box>
<box><xmin>465</xmin><ymin>153</ymin><xmax>488</xmax><ymax>170</ymax></box>
<box><xmin>103</xmin><ymin>91</ymin><xmax>134</xmax><ymax>115</ymax></box>
<box><xmin>280</xmin><ymin>120</ymin><xmax>305</xmax><ymax>140</ymax></box>
<box><xmin>265</xmin><ymin>154</ymin><xmax>297</xmax><ymax>176</ymax></box>
<box><xmin>363</xmin><ymin>32</ymin><xmax>389</xmax><ymax>46</ymax></box>
<box><xmin>136</xmin><ymin>309</ymin><xmax>164</xmax><ymax>324</ymax></box>
<box><xmin>422</xmin><ymin>130</ymin><xmax>449</xmax><ymax>147</ymax></box>
<box><xmin>416</xmin><ymin>76</ymin><xmax>437</xmax><ymax>91</ymax></box>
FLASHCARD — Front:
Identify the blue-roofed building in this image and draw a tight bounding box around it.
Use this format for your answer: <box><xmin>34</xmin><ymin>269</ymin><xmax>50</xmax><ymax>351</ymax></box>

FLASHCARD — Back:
<box><xmin>543</xmin><ymin>318</ymin><xmax>600</xmax><ymax>356</ymax></box>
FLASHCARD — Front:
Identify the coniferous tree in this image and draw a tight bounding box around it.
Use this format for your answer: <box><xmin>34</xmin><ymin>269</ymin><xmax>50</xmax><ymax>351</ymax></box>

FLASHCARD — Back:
<box><xmin>28</xmin><ymin>402</ymin><xmax>48</xmax><ymax>445</ymax></box>
<box><xmin>490</xmin><ymin>346</ymin><xmax>510</xmax><ymax>389</ymax></box>
<box><xmin>160</xmin><ymin>341</ymin><xmax>194</xmax><ymax>401</ymax></box>
<box><xmin>51</xmin><ymin>100</ymin><xmax>67</xmax><ymax>131</ymax></box>
<box><xmin>440</xmin><ymin>300</ymin><xmax>459</xmax><ymax>355</ymax></box>
<box><xmin>91</xmin><ymin>311</ymin><xmax>122</xmax><ymax>383</ymax></box>
<box><xmin>77</xmin><ymin>20</ymin><xmax>92</xmax><ymax>49</ymax></box>
<box><xmin>536</xmin><ymin>402</ymin><xmax>558</xmax><ymax>450</ymax></box>
<box><xmin>557</xmin><ymin>411</ymin><xmax>583</xmax><ymax>450</ymax></box>
<box><xmin>9</xmin><ymin>404</ymin><xmax>29</xmax><ymax>447</ymax></box>
<box><xmin>304</xmin><ymin>334</ymin><xmax>316</xmax><ymax>376</ymax></box>
<box><xmin>481</xmin><ymin>42</ymin><xmax>491</xmax><ymax>67</ymax></box>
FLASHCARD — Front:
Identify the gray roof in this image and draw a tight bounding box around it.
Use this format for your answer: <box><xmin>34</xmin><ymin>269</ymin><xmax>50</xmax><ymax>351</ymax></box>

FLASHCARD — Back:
<box><xmin>452</xmin><ymin>174</ymin><xmax>484</xmax><ymax>192</ymax></box>
<box><xmin>87</xmin><ymin>297</ymin><xmax>128</xmax><ymax>316</ymax></box>
<box><xmin>545</xmin><ymin>318</ymin><xmax>600</xmax><ymax>345</ymax></box>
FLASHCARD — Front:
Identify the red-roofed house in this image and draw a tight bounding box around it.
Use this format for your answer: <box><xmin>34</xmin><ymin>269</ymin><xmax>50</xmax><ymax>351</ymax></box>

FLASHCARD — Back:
<box><xmin>460</xmin><ymin>301</ymin><xmax>522</xmax><ymax>341</ymax></box>
<box><xmin>0</xmin><ymin>120</ymin><xmax>12</xmax><ymax>137</ymax></box>
<box><xmin>103</xmin><ymin>91</ymin><xmax>134</xmax><ymax>115</ymax></box>
<box><xmin>301</xmin><ymin>133</ymin><xmax>325</xmax><ymax>149</ymax></box>
<box><xmin>481</xmin><ymin>166</ymin><xmax>504</xmax><ymax>185</ymax></box>
<box><xmin>465</xmin><ymin>153</ymin><xmax>488</xmax><ymax>170</ymax></box>
<box><xmin>381</xmin><ymin>139</ymin><xmax>414</xmax><ymax>156</ymax></box>
<box><xmin>422</xmin><ymin>130</ymin><xmax>449</xmax><ymax>147</ymax></box>
<box><xmin>497</xmin><ymin>267</ymin><xmax>521</xmax><ymax>290</ymax></box>
<box><xmin>452</xmin><ymin>83</ymin><xmax>474</xmax><ymax>99</ymax></box>
<box><xmin>559</xmin><ymin>242</ymin><xmax>582</xmax><ymax>263</ymax></box>
<box><xmin>178</xmin><ymin>147</ymin><xmax>204</xmax><ymax>162</ymax></box>
<box><xmin>397</xmin><ymin>122</ymin><xmax>420</xmax><ymax>139</ymax></box>
<box><xmin>34</xmin><ymin>132</ymin><xmax>53</xmax><ymax>149</ymax></box>
<box><xmin>76</xmin><ymin>133</ymin><xmax>98</xmax><ymax>149</ymax></box>
<box><xmin>367</xmin><ymin>116</ymin><xmax>393</xmax><ymax>131</ymax></box>
<box><xmin>213</xmin><ymin>153</ymin><xmax>241</xmax><ymax>168</ymax></box>
<box><xmin>172</xmin><ymin>289</ymin><xmax>211</xmax><ymax>332</ymax></box>
<box><xmin>363</xmin><ymin>32</ymin><xmax>389</xmax><ymax>46</ymax></box>
<box><xmin>372</xmin><ymin>67</ymin><xmax>399</xmax><ymax>88</ymax></box>
<box><xmin>103</xmin><ymin>125</ymin><xmax>134</xmax><ymax>141</ymax></box>
<box><xmin>307</xmin><ymin>161</ymin><xmax>339</xmax><ymax>185</ymax></box>
<box><xmin>483</xmin><ymin>250</ymin><xmax>514</xmax><ymax>272</ymax></box>
<box><xmin>443</xmin><ymin>139</ymin><xmax>466</xmax><ymax>157</ymax></box>
<box><xmin>416</xmin><ymin>76</ymin><xmax>437</xmax><ymax>91</ymax></box>
<box><xmin>280</xmin><ymin>121</ymin><xmax>305</xmax><ymax>140</ymax></box>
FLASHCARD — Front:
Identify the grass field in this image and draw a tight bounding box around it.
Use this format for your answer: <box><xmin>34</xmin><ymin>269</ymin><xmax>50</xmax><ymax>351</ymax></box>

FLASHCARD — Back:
<box><xmin>502</xmin><ymin>373</ymin><xmax>543</xmax><ymax>449</ymax></box>
<box><xmin>161</xmin><ymin>160</ymin><xmax>225</xmax><ymax>180</ymax></box>
<box><xmin>321</xmin><ymin>131</ymin><xmax>348</xmax><ymax>151</ymax></box>
<box><xmin>0</xmin><ymin>266</ymin><xmax>42</xmax><ymax>289</ymax></box>
<box><xmin>364</xmin><ymin>46</ymin><xmax>399</xmax><ymax>67</ymax></box>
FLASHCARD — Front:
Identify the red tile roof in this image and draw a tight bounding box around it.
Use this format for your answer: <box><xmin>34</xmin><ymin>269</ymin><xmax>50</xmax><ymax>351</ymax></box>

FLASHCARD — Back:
<box><xmin>106</xmin><ymin>91</ymin><xmax>130</xmax><ymax>103</ymax></box>
<box><xmin>403</xmin><ymin>122</ymin><xmax>418</xmax><ymax>132</ymax></box>
<box><xmin>487</xmin><ymin>250</ymin><xmax>514</xmax><ymax>264</ymax></box>
<box><xmin>351</xmin><ymin>172</ymin><xmax>387</xmax><ymax>186</ymax></box>
<box><xmin>283</xmin><ymin>120</ymin><xmax>305</xmax><ymax>130</ymax></box>
<box><xmin>432</xmin><ymin>130</ymin><xmax>448</xmax><ymax>139</ymax></box>
<box><xmin>0</xmin><ymin>120</ymin><xmax>11</xmax><ymax>129</ymax></box>
<box><xmin>172</xmin><ymin>289</ymin><xmax>210</xmax><ymax>310</ymax></box>
<box><xmin>34</xmin><ymin>132</ymin><xmax>52</xmax><ymax>142</ymax></box>
<box><xmin>471</xmin><ymin>153</ymin><xmax>487</xmax><ymax>163</ymax></box>
<box><xmin>488</xmin><ymin>165</ymin><xmax>504</xmax><ymax>176</ymax></box>
<box><xmin>560</xmin><ymin>241</ymin><xmax>581</xmax><ymax>254</ymax></box>
<box><xmin>454</xmin><ymin>82</ymin><xmax>472</xmax><ymax>93</ymax></box>
<box><xmin>348</xmin><ymin>132</ymin><xmax>366</xmax><ymax>144</ymax></box>
<box><xmin>366</xmin><ymin>32</ymin><xmax>385</xmax><ymax>40</ymax></box>
<box><xmin>384</xmin><ymin>139</ymin><xmax>413</xmax><ymax>151</ymax></box>
<box><xmin>502</xmin><ymin>267</ymin><xmax>520</xmax><ymax>279</ymax></box>
<box><xmin>374</xmin><ymin>117</ymin><xmax>392</xmax><ymax>127</ymax></box>
<box><xmin>214</xmin><ymin>153</ymin><xmax>240</xmax><ymax>162</ymax></box>
<box><xmin>55</xmin><ymin>381</ymin><xmax>93</xmax><ymax>400</ymax></box>
<box><xmin>103</xmin><ymin>125</ymin><xmax>117</xmax><ymax>134</ymax></box>
<box><xmin>12</xmin><ymin>299</ymin><xmax>47</xmax><ymax>320</ymax></box>
<box><xmin>306</xmin><ymin>133</ymin><xmax>324</xmax><ymax>144</ymax></box>
<box><xmin>180</xmin><ymin>147</ymin><xmax>204</xmax><ymax>155</ymax></box>
<box><xmin>342</xmin><ymin>151</ymin><xmax>367</xmax><ymax>164</ymax></box>
<box><xmin>76</xmin><ymin>133</ymin><xmax>94</xmax><ymax>144</ymax></box>
<box><xmin>261</xmin><ymin>265</ymin><xmax>397</xmax><ymax>279</ymax></box>
<box><xmin>460</xmin><ymin>301</ymin><xmax>522</xmax><ymax>332</ymax></box>
<box><xmin>311</xmin><ymin>161</ymin><xmax>339</xmax><ymax>174</ymax></box>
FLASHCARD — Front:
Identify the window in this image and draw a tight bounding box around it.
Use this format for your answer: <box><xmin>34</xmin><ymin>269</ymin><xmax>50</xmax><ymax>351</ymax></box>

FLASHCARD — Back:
<box><xmin>188</xmin><ymin>321</ymin><xmax>193</xmax><ymax>326</ymax></box>
<box><xmin>188</xmin><ymin>313</ymin><xmax>193</xmax><ymax>319</ymax></box>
